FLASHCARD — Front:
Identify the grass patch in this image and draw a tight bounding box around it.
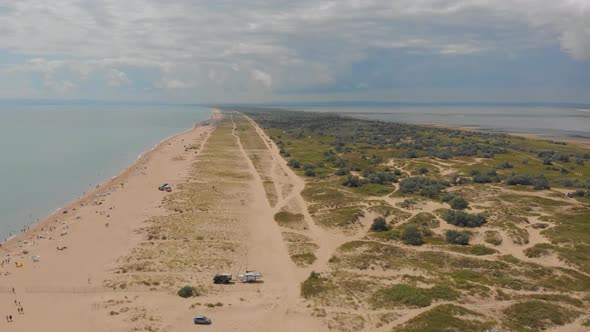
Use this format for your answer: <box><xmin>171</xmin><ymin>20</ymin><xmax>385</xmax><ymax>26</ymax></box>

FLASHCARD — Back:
<box><xmin>301</xmin><ymin>271</ymin><xmax>333</xmax><ymax>299</ymax></box>
<box><xmin>394</xmin><ymin>304</ymin><xmax>493</xmax><ymax>332</ymax></box>
<box><xmin>371</xmin><ymin>284</ymin><xmax>459</xmax><ymax>308</ymax></box>
<box><xmin>407</xmin><ymin>212</ymin><xmax>439</xmax><ymax>228</ymax></box>
<box><xmin>503</xmin><ymin>300</ymin><xmax>580</xmax><ymax>331</ymax></box>
<box><xmin>291</xmin><ymin>253</ymin><xmax>317</xmax><ymax>266</ymax></box>
<box><xmin>483</xmin><ymin>230</ymin><xmax>503</xmax><ymax>245</ymax></box>
<box><xmin>274</xmin><ymin>211</ymin><xmax>305</xmax><ymax>224</ymax></box>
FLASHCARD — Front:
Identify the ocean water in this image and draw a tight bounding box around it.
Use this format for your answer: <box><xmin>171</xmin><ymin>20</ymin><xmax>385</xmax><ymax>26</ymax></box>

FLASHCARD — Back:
<box><xmin>0</xmin><ymin>103</ymin><xmax>210</xmax><ymax>241</ymax></box>
<box><xmin>303</xmin><ymin>106</ymin><xmax>590</xmax><ymax>139</ymax></box>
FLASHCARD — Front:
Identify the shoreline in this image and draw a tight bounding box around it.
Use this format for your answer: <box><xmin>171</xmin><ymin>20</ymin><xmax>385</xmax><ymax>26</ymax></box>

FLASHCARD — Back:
<box><xmin>417</xmin><ymin>122</ymin><xmax>590</xmax><ymax>149</ymax></box>
<box><xmin>1</xmin><ymin>112</ymin><xmax>214</xmax><ymax>249</ymax></box>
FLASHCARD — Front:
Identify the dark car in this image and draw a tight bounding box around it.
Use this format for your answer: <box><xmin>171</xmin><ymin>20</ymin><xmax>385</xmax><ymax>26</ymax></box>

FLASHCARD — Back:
<box><xmin>158</xmin><ymin>183</ymin><xmax>172</xmax><ymax>192</ymax></box>
<box><xmin>213</xmin><ymin>273</ymin><xmax>232</xmax><ymax>284</ymax></box>
<box><xmin>193</xmin><ymin>315</ymin><xmax>212</xmax><ymax>325</ymax></box>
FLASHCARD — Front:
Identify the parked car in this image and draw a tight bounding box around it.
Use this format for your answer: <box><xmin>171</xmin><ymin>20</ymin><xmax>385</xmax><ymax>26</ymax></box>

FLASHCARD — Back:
<box><xmin>193</xmin><ymin>315</ymin><xmax>212</xmax><ymax>325</ymax></box>
<box><xmin>158</xmin><ymin>183</ymin><xmax>172</xmax><ymax>192</ymax></box>
<box><xmin>213</xmin><ymin>272</ymin><xmax>232</xmax><ymax>284</ymax></box>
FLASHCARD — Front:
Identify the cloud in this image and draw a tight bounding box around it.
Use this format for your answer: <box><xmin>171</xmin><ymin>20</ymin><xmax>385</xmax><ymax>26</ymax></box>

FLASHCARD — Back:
<box><xmin>106</xmin><ymin>69</ymin><xmax>131</xmax><ymax>87</ymax></box>
<box><xmin>0</xmin><ymin>0</ymin><xmax>588</xmax><ymax>102</ymax></box>
<box><xmin>156</xmin><ymin>78</ymin><xmax>192</xmax><ymax>89</ymax></box>
<box><xmin>252</xmin><ymin>69</ymin><xmax>272</xmax><ymax>88</ymax></box>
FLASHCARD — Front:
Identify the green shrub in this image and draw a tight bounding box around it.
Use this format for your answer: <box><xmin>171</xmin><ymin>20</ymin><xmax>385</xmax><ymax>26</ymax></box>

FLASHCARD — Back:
<box><xmin>342</xmin><ymin>175</ymin><xmax>365</xmax><ymax>187</ymax></box>
<box><xmin>399</xmin><ymin>177</ymin><xmax>449</xmax><ymax>198</ymax></box>
<box><xmin>287</xmin><ymin>159</ymin><xmax>301</xmax><ymax>168</ymax></box>
<box><xmin>304</xmin><ymin>168</ymin><xmax>316</xmax><ymax>177</ymax></box>
<box><xmin>177</xmin><ymin>286</ymin><xmax>196</xmax><ymax>298</ymax></box>
<box><xmin>335</xmin><ymin>168</ymin><xmax>349</xmax><ymax>176</ymax></box>
<box><xmin>505</xmin><ymin>173</ymin><xmax>550</xmax><ymax>190</ymax></box>
<box><xmin>445</xmin><ymin>230</ymin><xmax>470</xmax><ymax>245</ymax></box>
<box><xmin>370</xmin><ymin>216</ymin><xmax>390</xmax><ymax>232</ymax></box>
<box><xmin>401</xmin><ymin>224</ymin><xmax>424</xmax><ymax>246</ymax></box>
<box><xmin>443</xmin><ymin>210</ymin><xmax>486</xmax><ymax>227</ymax></box>
<box><xmin>449</xmin><ymin>196</ymin><xmax>469</xmax><ymax>210</ymax></box>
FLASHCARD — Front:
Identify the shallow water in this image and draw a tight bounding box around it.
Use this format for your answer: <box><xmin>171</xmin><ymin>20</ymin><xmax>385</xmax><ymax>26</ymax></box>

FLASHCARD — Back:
<box><xmin>304</xmin><ymin>106</ymin><xmax>590</xmax><ymax>139</ymax></box>
<box><xmin>0</xmin><ymin>104</ymin><xmax>209</xmax><ymax>240</ymax></box>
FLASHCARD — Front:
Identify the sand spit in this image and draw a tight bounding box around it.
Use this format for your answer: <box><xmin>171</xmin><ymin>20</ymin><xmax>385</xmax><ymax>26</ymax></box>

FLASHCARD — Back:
<box><xmin>0</xmin><ymin>110</ymin><xmax>328</xmax><ymax>331</ymax></box>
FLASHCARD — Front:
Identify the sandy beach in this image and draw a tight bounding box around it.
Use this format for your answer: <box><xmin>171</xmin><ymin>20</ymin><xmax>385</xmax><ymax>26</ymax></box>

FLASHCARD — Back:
<box><xmin>0</xmin><ymin>109</ymin><xmax>327</xmax><ymax>331</ymax></box>
<box><xmin>0</xmin><ymin>112</ymin><xmax>217</xmax><ymax>330</ymax></box>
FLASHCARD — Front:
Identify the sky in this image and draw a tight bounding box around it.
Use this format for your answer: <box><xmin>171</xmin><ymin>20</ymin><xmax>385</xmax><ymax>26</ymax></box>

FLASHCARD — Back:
<box><xmin>0</xmin><ymin>0</ymin><xmax>589</xmax><ymax>104</ymax></box>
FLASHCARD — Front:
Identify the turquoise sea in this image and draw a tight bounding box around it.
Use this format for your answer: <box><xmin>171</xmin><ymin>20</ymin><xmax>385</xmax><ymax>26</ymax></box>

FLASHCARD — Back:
<box><xmin>0</xmin><ymin>103</ymin><xmax>210</xmax><ymax>241</ymax></box>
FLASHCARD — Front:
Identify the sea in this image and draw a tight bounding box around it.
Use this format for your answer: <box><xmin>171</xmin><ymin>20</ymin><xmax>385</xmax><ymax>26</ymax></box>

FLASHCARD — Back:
<box><xmin>2</xmin><ymin>102</ymin><xmax>590</xmax><ymax>241</ymax></box>
<box><xmin>0</xmin><ymin>103</ymin><xmax>210</xmax><ymax>241</ymax></box>
<box><xmin>303</xmin><ymin>106</ymin><xmax>590</xmax><ymax>140</ymax></box>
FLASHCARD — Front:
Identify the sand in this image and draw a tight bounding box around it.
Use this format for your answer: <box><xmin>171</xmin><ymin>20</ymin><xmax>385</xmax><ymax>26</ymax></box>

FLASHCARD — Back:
<box><xmin>0</xmin><ymin>110</ymin><xmax>329</xmax><ymax>331</ymax></box>
<box><xmin>0</xmin><ymin>114</ymin><xmax>217</xmax><ymax>330</ymax></box>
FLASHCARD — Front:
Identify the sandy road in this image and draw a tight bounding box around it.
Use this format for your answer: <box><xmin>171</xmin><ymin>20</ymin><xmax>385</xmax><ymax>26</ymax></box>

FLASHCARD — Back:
<box><xmin>222</xmin><ymin>114</ymin><xmax>325</xmax><ymax>331</ymax></box>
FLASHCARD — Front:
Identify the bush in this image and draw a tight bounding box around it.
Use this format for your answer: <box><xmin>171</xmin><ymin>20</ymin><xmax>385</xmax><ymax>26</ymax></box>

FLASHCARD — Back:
<box><xmin>287</xmin><ymin>159</ymin><xmax>301</xmax><ymax>168</ymax></box>
<box><xmin>449</xmin><ymin>196</ymin><xmax>469</xmax><ymax>210</ymax></box>
<box><xmin>366</xmin><ymin>171</ymin><xmax>397</xmax><ymax>184</ymax></box>
<box><xmin>441</xmin><ymin>192</ymin><xmax>455</xmax><ymax>202</ymax></box>
<box><xmin>445</xmin><ymin>230</ymin><xmax>470</xmax><ymax>245</ymax></box>
<box><xmin>370</xmin><ymin>217</ymin><xmax>389</xmax><ymax>232</ymax></box>
<box><xmin>505</xmin><ymin>173</ymin><xmax>550</xmax><ymax>190</ymax></box>
<box><xmin>342</xmin><ymin>175</ymin><xmax>365</xmax><ymax>187</ymax></box>
<box><xmin>177</xmin><ymin>286</ymin><xmax>196</xmax><ymax>298</ymax></box>
<box><xmin>304</xmin><ymin>168</ymin><xmax>316</xmax><ymax>177</ymax></box>
<box><xmin>334</xmin><ymin>168</ymin><xmax>349</xmax><ymax>176</ymax></box>
<box><xmin>399</xmin><ymin>177</ymin><xmax>449</xmax><ymax>198</ymax></box>
<box><xmin>401</xmin><ymin>224</ymin><xmax>424</xmax><ymax>245</ymax></box>
<box><xmin>443</xmin><ymin>210</ymin><xmax>486</xmax><ymax>227</ymax></box>
<box><xmin>419</xmin><ymin>167</ymin><xmax>429</xmax><ymax>174</ymax></box>
<box><xmin>496</xmin><ymin>161</ymin><xmax>513</xmax><ymax>169</ymax></box>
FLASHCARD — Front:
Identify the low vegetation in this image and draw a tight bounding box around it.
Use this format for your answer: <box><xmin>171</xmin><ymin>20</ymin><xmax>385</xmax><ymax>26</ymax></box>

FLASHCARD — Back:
<box><xmin>236</xmin><ymin>107</ymin><xmax>590</xmax><ymax>331</ymax></box>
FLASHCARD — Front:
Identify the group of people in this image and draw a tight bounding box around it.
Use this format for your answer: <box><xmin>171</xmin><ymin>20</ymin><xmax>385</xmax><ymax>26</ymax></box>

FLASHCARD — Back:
<box><xmin>5</xmin><ymin>299</ymin><xmax>24</xmax><ymax>323</ymax></box>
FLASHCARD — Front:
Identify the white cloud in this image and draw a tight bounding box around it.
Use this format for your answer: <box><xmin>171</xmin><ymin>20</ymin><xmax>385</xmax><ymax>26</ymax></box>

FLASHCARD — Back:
<box><xmin>106</xmin><ymin>69</ymin><xmax>131</xmax><ymax>87</ymax></box>
<box><xmin>0</xmin><ymin>0</ymin><xmax>588</xmax><ymax>102</ymax></box>
<box><xmin>252</xmin><ymin>69</ymin><xmax>272</xmax><ymax>88</ymax></box>
<box><xmin>156</xmin><ymin>78</ymin><xmax>192</xmax><ymax>89</ymax></box>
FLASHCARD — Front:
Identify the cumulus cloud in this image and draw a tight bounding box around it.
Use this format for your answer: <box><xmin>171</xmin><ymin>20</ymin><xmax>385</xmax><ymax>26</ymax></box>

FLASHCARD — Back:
<box><xmin>0</xmin><ymin>0</ymin><xmax>588</xmax><ymax>101</ymax></box>
<box><xmin>252</xmin><ymin>70</ymin><xmax>272</xmax><ymax>88</ymax></box>
<box><xmin>106</xmin><ymin>69</ymin><xmax>131</xmax><ymax>87</ymax></box>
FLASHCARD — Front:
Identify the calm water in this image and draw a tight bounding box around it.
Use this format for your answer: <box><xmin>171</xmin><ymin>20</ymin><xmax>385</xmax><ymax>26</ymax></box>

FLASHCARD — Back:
<box><xmin>0</xmin><ymin>104</ymin><xmax>209</xmax><ymax>241</ymax></box>
<box><xmin>304</xmin><ymin>106</ymin><xmax>590</xmax><ymax>139</ymax></box>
